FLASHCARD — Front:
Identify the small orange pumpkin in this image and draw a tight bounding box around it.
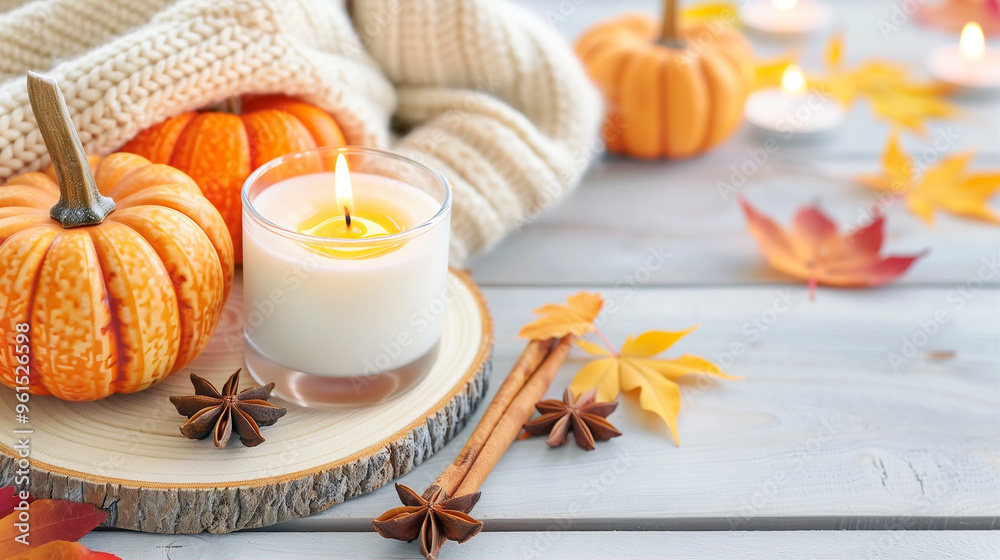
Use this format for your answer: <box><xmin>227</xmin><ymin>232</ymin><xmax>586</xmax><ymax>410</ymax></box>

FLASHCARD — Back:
<box><xmin>0</xmin><ymin>73</ymin><xmax>234</xmax><ymax>401</ymax></box>
<box><xmin>576</xmin><ymin>1</ymin><xmax>755</xmax><ymax>158</ymax></box>
<box><xmin>121</xmin><ymin>96</ymin><xmax>347</xmax><ymax>262</ymax></box>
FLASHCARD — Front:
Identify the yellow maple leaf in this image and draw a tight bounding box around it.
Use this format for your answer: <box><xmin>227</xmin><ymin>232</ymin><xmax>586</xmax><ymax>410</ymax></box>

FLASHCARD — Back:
<box><xmin>754</xmin><ymin>51</ymin><xmax>797</xmax><ymax>90</ymax></box>
<box><xmin>866</xmin><ymin>88</ymin><xmax>957</xmax><ymax>134</ymax></box>
<box><xmin>825</xmin><ymin>30</ymin><xmax>844</xmax><ymax>69</ymax></box>
<box><xmin>519</xmin><ymin>292</ymin><xmax>603</xmax><ymax>340</ymax></box>
<box><xmin>681</xmin><ymin>1</ymin><xmax>737</xmax><ymax>24</ymax></box>
<box><xmin>857</xmin><ymin>131</ymin><xmax>912</xmax><ymax>193</ymax></box>
<box><xmin>811</xmin><ymin>36</ymin><xmax>958</xmax><ymax>133</ymax></box>
<box><xmin>858</xmin><ymin>132</ymin><xmax>1000</xmax><ymax>224</ymax></box>
<box><xmin>569</xmin><ymin>329</ymin><xmax>739</xmax><ymax>445</ymax></box>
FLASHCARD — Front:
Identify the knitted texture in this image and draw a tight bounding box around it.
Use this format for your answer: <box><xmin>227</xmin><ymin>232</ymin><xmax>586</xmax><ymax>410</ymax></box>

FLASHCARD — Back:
<box><xmin>0</xmin><ymin>0</ymin><xmax>601</xmax><ymax>262</ymax></box>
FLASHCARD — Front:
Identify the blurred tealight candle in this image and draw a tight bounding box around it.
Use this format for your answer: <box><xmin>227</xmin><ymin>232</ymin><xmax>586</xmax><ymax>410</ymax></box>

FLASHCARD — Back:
<box><xmin>929</xmin><ymin>22</ymin><xmax>1000</xmax><ymax>92</ymax></box>
<box><xmin>744</xmin><ymin>65</ymin><xmax>846</xmax><ymax>141</ymax></box>
<box><xmin>740</xmin><ymin>0</ymin><xmax>832</xmax><ymax>36</ymax></box>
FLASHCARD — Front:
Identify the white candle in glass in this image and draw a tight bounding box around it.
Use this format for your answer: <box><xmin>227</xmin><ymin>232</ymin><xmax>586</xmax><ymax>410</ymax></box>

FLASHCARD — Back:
<box><xmin>929</xmin><ymin>22</ymin><xmax>1000</xmax><ymax>92</ymax></box>
<box><xmin>241</xmin><ymin>147</ymin><xmax>451</xmax><ymax>408</ymax></box>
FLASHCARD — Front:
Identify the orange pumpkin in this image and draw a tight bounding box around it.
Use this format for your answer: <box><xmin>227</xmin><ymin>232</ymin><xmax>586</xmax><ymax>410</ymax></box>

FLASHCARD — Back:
<box><xmin>576</xmin><ymin>1</ymin><xmax>755</xmax><ymax>158</ymax></box>
<box><xmin>0</xmin><ymin>73</ymin><xmax>234</xmax><ymax>401</ymax></box>
<box><xmin>121</xmin><ymin>96</ymin><xmax>347</xmax><ymax>262</ymax></box>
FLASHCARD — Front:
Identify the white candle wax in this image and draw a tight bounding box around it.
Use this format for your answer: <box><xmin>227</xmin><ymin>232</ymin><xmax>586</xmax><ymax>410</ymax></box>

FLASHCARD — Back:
<box><xmin>740</xmin><ymin>0</ymin><xmax>832</xmax><ymax>36</ymax></box>
<box><xmin>928</xmin><ymin>45</ymin><xmax>1000</xmax><ymax>92</ymax></box>
<box><xmin>744</xmin><ymin>88</ymin><xmax>846</xmax><ymax>140</ymax></box>
<box><xmin>243</xmin><ymin>172</ymin><xmax>449</xmax><ymax>378</ymax></box>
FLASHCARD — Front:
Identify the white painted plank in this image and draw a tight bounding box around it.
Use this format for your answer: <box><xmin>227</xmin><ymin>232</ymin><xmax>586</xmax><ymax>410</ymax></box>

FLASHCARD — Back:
<box><xmin>469</xmin><ymin>157</ymin><xmax>1000</xmax><ymax>286</ymax></box>
<box><xmin>510</xmin><ymin>0</ymin><xmax>1000</xmax><ymax>156</ymax></box>
<box><xmin>80</xmin><ymin>530</ymin><xmax>1000</xmax><ymax>560</ymax></box>
<box><xmin>267</xmin><ymin>285</ymin><xmax>999</xmax><ymax>531</ymax></box>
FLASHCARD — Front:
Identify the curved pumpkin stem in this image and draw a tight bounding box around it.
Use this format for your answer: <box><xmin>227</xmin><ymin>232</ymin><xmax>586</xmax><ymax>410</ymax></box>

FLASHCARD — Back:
<box><xmin>26</xmin><ymin>71</ymin><xmax>114</xmax><ymax>228</ymax></box>
<box><xmin>209</xmin><ymin>96</ymin><xmax>243</xmax><ymax>114</ymax></box>
<box><xmin>659</xmin><ymin>0</ymin><xmax>683</xmax><ymax>48</ymax></box>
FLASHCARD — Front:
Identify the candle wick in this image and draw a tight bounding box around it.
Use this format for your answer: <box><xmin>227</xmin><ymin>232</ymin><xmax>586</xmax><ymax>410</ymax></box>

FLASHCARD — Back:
<box><xmin>344</xmin><ymin>207</ymin><xmax>351</xmax><ymax>228</ymax></box>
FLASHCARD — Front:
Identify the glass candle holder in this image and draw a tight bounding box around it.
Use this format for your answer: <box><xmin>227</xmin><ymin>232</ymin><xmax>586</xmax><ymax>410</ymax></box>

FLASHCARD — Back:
<box><xmin>242</xmin><ymin>146</ymin><xmax>452</xmax><ymax>408</ymax></box>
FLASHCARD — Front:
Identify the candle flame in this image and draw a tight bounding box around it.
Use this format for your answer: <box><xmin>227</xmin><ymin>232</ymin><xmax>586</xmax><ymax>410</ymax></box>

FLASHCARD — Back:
<box><xmin>961</xmin><ymin>22</ymin><xmax>985</xmax><ymax>59</ymax></box>
<box><xmin>772</xmin><ymin>0</ymin><xmax>797</xmax><ymax>11</ymax></box>
<box><xmin>335</xmin><ymin>153</ymin><xmax>354</xmax><ymax>222</ymax></box>
<box><xmin>781</xmin><ymin>64</ymin><xmax>806</xmax><ymax>94</ymax></box>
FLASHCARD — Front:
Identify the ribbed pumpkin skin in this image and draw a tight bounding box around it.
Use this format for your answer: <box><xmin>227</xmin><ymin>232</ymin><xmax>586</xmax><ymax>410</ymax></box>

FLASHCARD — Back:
<box><xmin>121</xmin><ymin>96</ymin><xmax>347</xmax><ymax>262</ymax></box>
<box><xmin>0</xmin><ymin>153</ymin><xmax>234</xmax><ymax>401</ymax></box>
<box><xmin>576</xmin><ymin>13</ymin><xmax>755</xmax><ymax>159</ymax></box>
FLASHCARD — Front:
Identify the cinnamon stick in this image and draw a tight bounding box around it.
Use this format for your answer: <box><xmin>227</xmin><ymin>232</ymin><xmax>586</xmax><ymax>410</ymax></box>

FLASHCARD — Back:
<box><xmin>371</xmin><ymin>336</ymin><xmax>573</xmax><ymax>560</ymax></box>
<box><xmin>454</xmin><ymin>336</ymin><xmax>573</xmax><ymax>497</ymax></box>
<box><xmin>427</xmin><ymin>338</ymin><xmax>552</xmax><ymax>497</ymax></box>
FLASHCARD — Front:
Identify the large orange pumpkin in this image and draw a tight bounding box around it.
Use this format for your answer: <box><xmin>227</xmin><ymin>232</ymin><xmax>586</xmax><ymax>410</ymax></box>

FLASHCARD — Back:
<box><xmin>0</xmin><ymin>73</ymin><xmax>234</xmax><ymax>401</ymax></box>
<box><xmin>576</xmin><ymin>1</ymin><xmax>755</xmax><ymax>158</ymax></box>
<box><xmin>121</xmin><ymin>96</ymin><xmax>347</xmax><ymax>263</ymax></box>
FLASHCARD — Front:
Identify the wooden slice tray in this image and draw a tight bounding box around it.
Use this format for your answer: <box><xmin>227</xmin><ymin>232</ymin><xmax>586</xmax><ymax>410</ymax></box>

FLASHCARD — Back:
<box><xmin>0</xmin><ymin>270</ymin><xmax>492</xmax><ymax>534</ymax></box>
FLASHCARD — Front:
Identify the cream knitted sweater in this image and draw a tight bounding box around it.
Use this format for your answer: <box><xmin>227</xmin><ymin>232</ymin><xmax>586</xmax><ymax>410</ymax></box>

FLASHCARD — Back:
<box><xmin>0</xmin><ymin>0</ymin><xmax>601</xmax><ymax>262</ymax></box>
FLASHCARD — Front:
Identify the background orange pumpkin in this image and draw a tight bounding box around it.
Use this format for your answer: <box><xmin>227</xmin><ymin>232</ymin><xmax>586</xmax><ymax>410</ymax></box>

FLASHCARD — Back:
<box><xmin>575</xmin><ymin>1</ymin><xmax>755</xmax><ymax>159</ymax></box>
<box><xmin>0</xmin><ymin>74</ymin><xmax>234</xmax><ymax>401</ymax></box>
<box><xmin>121</xmin><ymin>96</ymin><xmax>347</xmax><ymax>262</ymax></box>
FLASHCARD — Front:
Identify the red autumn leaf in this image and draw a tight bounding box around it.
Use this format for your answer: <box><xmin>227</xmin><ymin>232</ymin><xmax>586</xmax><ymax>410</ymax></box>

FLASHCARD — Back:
<box><xmin>0</xmin><ymin>500</ymin><xmax>108</xmax><ymax>557</ymax></box>
<box><xmin>0</xmin><ymin>487</ymin><xmax>33</xmax><ymax>519</ymax></box>
<box><xmin>739</xmin><ymin>197</ymin><xmax>926</xmax><ymax>299</ymax></box>
<box><xmin>7</xmin><ymin>540</ymin><xmax>120</xmax><ymax>560</ymax></box>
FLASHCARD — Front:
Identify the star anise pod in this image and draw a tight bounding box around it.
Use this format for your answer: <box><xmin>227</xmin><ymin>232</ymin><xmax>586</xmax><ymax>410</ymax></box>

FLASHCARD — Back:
<box><xmin>169</xmin><ymin>369</ymin><xmax>286</xmax><ymax>448</ymax></box>
<box><xmin>372</xmin><ymin>483</ymin><xmax>482</xmax><ymax>560</ymax></box>
<box><xmin>522</xmin><ymin>388</ymin><xmax>622</xmax><ymax>451</ymax></box>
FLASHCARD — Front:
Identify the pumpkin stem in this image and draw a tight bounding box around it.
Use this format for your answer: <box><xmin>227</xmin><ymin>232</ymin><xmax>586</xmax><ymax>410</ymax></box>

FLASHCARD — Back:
<box><xmin>658</xmin><ymin>0</ymin><xmax>684</xmax><ymax>48</ymax></box>
<box><xmin>209</xmin><ymin>97</ymin><xmax>243</xmax><ymax>114</ymax></box>
<box><xmin>27</xmin><ymin>72</ymin><xmax>114</xmax><ymax>228</ymax></box>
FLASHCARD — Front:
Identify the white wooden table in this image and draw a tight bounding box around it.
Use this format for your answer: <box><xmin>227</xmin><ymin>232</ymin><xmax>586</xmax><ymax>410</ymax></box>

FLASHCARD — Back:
<box><xmin>84</xmin><ymin>1</ymin><xmax>1000</xmax><ymax>557</ymax></box>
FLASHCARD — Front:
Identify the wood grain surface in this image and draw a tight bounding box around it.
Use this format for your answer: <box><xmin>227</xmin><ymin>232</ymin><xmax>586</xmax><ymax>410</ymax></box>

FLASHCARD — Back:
<box><xmin>80</xmin><ymin>530</ymin><xmax>1000</xmax><ymax>559</ymax></box>
<box><xmin>273</xmin><ymin>285</ymin><xmax>1000</xmax><ymax>531</ymax></box>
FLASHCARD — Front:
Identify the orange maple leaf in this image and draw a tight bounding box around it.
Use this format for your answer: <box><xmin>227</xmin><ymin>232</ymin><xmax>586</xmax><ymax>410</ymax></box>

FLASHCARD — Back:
<box><xmin>8</xmin><ymin>541</ymin><xmax>119</xmax><ymax>560</ymax></box>
<box><xmin>518</xmin><ymin>292</ymin><xmax>603</xmax><ymax>340</ymax></box>
<box><xmin>740</xmin><ymin>198</ymin><xmax>926</xmax><ymax>299</ymax></box>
